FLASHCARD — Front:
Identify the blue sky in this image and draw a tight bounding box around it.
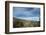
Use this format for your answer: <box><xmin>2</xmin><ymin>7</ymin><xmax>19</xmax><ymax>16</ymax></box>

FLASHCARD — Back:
<box><xmin>13</xmin><ymin>7</ymin><xmax>40</xmax><ymax>17</ymax></box>
<box><xmin>13</xmin><ymin>7</ymin><xmax>40</xmax><ymax>21</ymax></box>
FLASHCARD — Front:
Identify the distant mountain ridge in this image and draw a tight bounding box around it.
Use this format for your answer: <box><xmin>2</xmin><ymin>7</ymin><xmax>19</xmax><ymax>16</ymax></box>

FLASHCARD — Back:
<box><xmin>13</xmin><ymin>16</ymin><xmax>40</xmax><ymax>21</ymax></box>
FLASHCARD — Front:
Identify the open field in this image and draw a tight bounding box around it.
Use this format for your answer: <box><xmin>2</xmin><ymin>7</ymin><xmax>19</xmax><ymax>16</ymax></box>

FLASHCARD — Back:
<box><xmin>13</xmin><ymin>17</ymin><xmax>40</xmax><ymax>28</ymax></box>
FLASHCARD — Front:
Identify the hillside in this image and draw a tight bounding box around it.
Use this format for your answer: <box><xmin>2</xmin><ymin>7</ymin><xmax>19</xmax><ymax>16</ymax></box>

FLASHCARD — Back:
<box><xmin>13</xmin><ymin>17</ymin><xmax>40</xmax><ymax>28</ymax></box>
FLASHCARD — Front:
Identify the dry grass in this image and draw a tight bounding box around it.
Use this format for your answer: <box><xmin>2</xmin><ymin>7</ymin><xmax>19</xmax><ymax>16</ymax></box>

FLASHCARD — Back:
<box><xmin>13</xmin><ymin>18</ymin><xmax>40</xmax><ymax>28</ymax></box>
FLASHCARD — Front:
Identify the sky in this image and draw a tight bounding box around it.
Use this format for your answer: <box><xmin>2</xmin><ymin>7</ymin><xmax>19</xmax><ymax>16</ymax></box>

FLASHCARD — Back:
<box><xmin>13</xmin><ymin>7</ymin><xmax>40</xmax><ymax>21</ymax></box>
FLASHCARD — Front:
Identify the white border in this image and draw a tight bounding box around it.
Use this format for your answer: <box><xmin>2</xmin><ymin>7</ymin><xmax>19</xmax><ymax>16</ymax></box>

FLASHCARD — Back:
<box><xmin>9</xmin><ymin>3</ymin><xmax>44</xmax><ymax>32</ymax></box>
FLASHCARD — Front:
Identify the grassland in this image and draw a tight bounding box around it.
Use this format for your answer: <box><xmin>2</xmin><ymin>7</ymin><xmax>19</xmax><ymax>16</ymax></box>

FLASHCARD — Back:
<box><xmin>13</xmin><ymin>17</ymin><xmax>40</xmax><ymax>28</ymax></box>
